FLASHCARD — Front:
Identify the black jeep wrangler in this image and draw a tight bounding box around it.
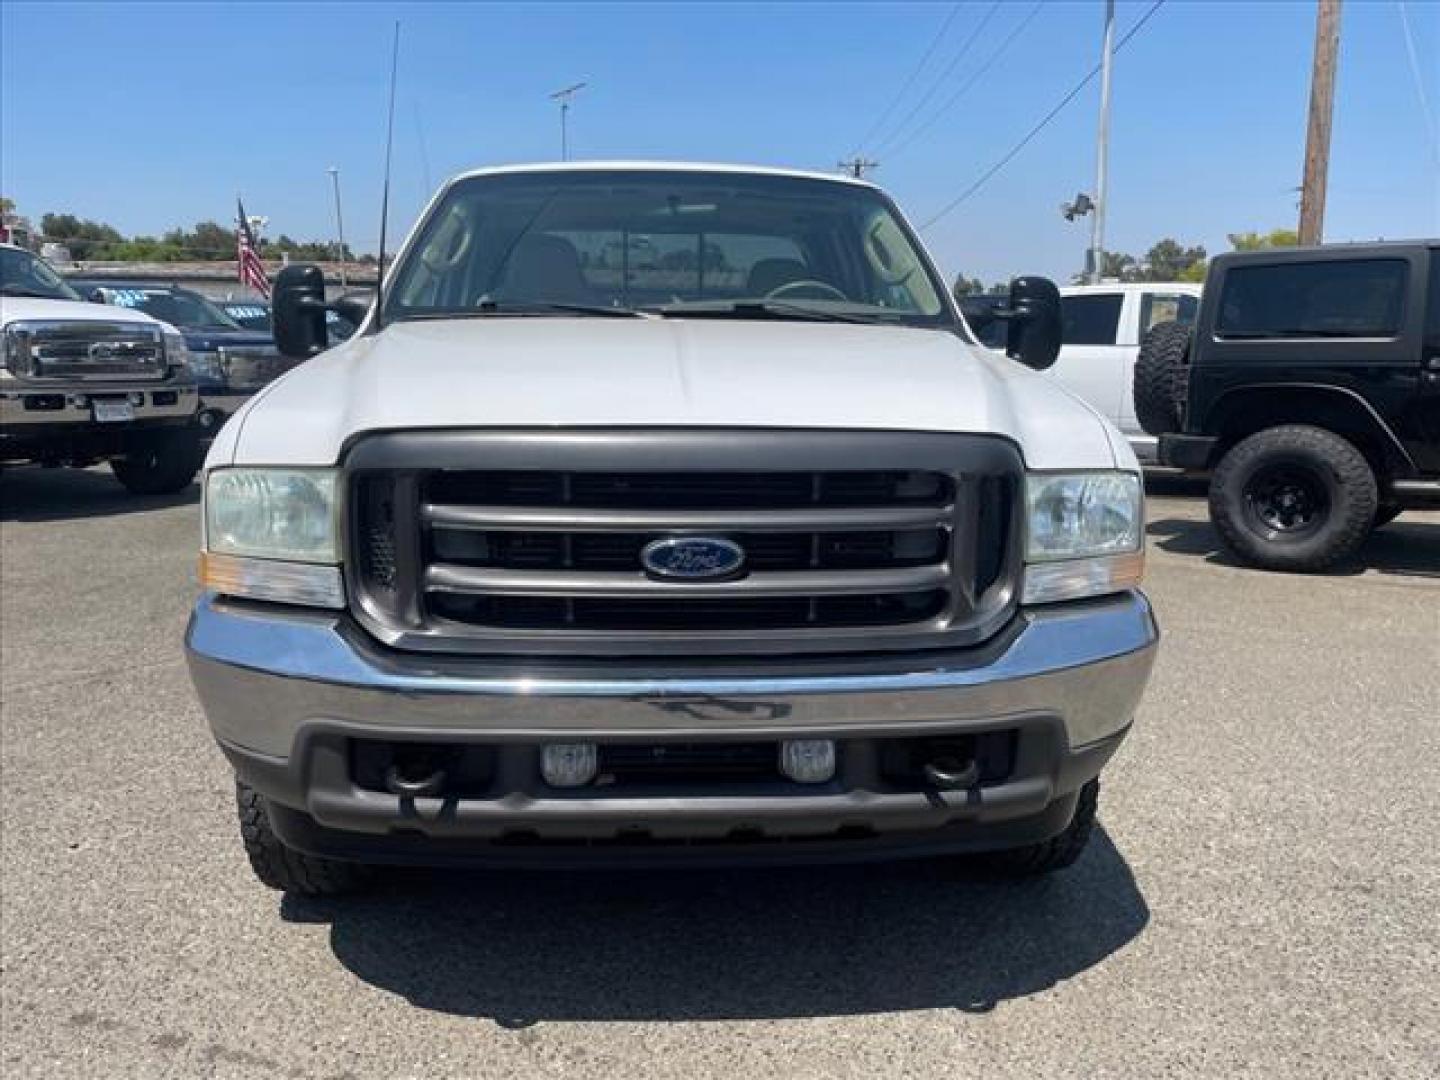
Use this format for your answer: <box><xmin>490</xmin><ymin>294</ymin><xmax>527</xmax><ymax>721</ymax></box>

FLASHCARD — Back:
<box><xmin>1134</xmin><ymin>240</ymin><xmax>1440</xmax><ymax>571</ymax></box>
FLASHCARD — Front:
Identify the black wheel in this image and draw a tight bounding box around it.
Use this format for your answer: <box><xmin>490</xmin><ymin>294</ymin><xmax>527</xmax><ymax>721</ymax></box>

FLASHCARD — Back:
<box><xmin>235</xmin><ymin>781</ymin><xmax>372</xmax><ymax>896</ymax></box>
<box><xmin>110</xmin><ymin>429</ymin><xmax>201</xmax><ymax>495</ymax></box>
<box><xmin>1132</xmin><ymin>320</ymin><xmax>1191</xmax><ymax>436</ymax></box>
<box><xmin>979</xmin><ymin>779</ymin><xmax>1099</xmax><ymax>876</ymax></box>
<box><xmin>1209</xmin><ymin>425</ymin><xmax>1377</xmax><ymax>572</ymax></box>
<box><xmin>1373</xmin><ymin>503</ymin><xmax>1403</xmax><ymax>528</ymax></box>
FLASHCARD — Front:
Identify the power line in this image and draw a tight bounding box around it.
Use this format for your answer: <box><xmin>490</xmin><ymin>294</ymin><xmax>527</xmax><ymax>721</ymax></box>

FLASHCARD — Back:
<box><xmin>883</xmin><ymin>1</ymin><xmax>1046</xmax><ymax>161</ymax></box>
<box><xmin>873</xmin><ymin>1</ymin><xmax>1004</xmax><ymax>156</ymax></box>
<box><xmin>851</xmin><ymin>2</ymin><xmax>963</xmax><ymax>156</ymax></box>
<box><xmin>919</xmin><ymin>0</ymin><xmax>1166</xmax><ymax>231</ymax></box>
<box><xmin>1397</xmin><ymin>1</ymin><xmax>1440</xmax><ymax>169</ymax></box>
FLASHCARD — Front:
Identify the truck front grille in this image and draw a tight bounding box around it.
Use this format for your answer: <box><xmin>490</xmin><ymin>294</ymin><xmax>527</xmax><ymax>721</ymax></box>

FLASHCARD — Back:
<box><xmin>3</xmin><ymin>319</ymin><xmax>166</xmax><ymax>381</ymax></box>
<box><xmin>346</xmin><ymin>430</ymin><xmax>1021</xmax><ymax>657</ymax></box>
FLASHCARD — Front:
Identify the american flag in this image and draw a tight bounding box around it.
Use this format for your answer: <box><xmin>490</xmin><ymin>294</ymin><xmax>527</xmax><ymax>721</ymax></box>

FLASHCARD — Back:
<box><xmin>235</xmin><ymin>198</ymin><xmax>271</xmax><ymax>298</ymax></box>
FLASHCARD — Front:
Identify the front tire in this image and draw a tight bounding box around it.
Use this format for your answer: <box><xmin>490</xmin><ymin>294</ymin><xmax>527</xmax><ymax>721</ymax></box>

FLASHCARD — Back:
<box><xmin>979</xmin><ymin>779</ymin><xmax>1099</xmax><ymax>876</ymax></box>
<box><xmin>235</xmin><ymin>781</ymin><xmax>372</xmax><ymax>896</ymax></box>
<box><xmin>1209</xmin><ymin>425</ymin><xmax>1377</xmax><ymax>572</ymax></box>
<box><xmin>110</xmin><ymin>429</ymin><xmax>201</xmax><ymax>495</ymax></box>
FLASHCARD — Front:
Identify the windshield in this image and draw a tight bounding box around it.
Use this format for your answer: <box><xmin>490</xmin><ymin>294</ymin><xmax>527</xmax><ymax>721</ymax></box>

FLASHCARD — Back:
<box><xmin>1</xmin><ymin>247</ymin><xmax>82</xmax><ymax>301</ymax></box>
<box><xmin>385</xmin><ymin>170</ymin><xmax>952</xmax><ymax>327</ymax></box>
<box><xmin>219</xmin><ymin>302</ymin><xmax>271</xmax><ymax>332</ymax></box>
<box><xmin>98</xmin><ymin>287</ymin><xmax>242</xmax><ymax>330</ymax></box>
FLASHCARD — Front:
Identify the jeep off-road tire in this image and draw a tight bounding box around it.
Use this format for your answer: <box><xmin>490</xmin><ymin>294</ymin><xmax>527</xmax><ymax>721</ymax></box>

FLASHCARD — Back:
<box><xmin>980</xmin><ymin>779</ymin><xmax>1099</xmax><ymax>876</ymax></box>
<box><xmin>235</xmin><ymin>781</ymin><xmax>372</xmax><ymax>896</ymax></box>
<box><xmin>1209</xmin><ymin>425</ymin><xmax>1378</xmax><ymax>572</ymax></box>
<box><xmin>1132</xmin><ymin>320</ymin><xmax>1191</xmax><ymax>436</ymax></box>
<box><xmin>110</xmin><ymin>429</ymin><xmax>202</xmax><ymax>496</ymax></box>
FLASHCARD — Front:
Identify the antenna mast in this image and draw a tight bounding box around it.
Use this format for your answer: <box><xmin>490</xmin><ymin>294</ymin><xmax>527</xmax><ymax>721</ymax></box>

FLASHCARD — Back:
<box><xmin>375</xmin><ymin>21</ymin><xmax>400</xmax><ymax>328</ymax></box>
<box><xmin>550</xmin><ymin>81</ymin><xmax>588</xmax><ymax>161</ymax></box>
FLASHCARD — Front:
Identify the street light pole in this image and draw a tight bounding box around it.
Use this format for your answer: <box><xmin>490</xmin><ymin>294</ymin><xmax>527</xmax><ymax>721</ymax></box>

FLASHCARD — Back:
<box><xmin>550</xmin><ymin>82</ymin><xmax>588</xmax><ymax>161</ymax></box>
<box><xmin>327</xmin><ymin>166</ymin><xmax>348</xmax><ymax>288</ymax></box>
<box><xmin>1088</xmin><ymin>0</ymin><xmax>1115</xmax><ymax>284</ymax></box>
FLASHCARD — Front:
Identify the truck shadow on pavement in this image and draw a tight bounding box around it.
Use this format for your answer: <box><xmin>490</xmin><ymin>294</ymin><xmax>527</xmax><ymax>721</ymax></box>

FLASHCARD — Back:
<box><xmin>1146</xmin><ymin>515</ymin><xmax>1440</xmax><ymax>579</ymax></box>
<box><xmin>281</xmin><ymin>827</ymin><xmax>1147</xmax><ymax>1023</ymax></box>
<box><xmin>0</xmin><ymin>464</ymin><xmax>198</xmax><ymax>522</ymax></box>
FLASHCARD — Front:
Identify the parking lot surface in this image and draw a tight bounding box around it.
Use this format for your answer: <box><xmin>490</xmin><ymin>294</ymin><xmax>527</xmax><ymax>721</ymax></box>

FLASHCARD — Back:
<box><xmin>2</xmin><ymin>467</ymin><xmax>1437</xmax><ymax>1079</ymax></box>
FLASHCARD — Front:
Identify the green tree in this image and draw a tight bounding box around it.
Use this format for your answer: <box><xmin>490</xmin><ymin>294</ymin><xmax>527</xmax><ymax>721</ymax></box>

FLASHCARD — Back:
<box><xmin>952</xmin><ymin>273</ymin><xmax>986</xmax><ymax>299</ymax></box>
<box><xmin>1228</xmin><ymin>228</ymin><xmax>1300</xmax><ymax>251</ymax></box>
<box><xmin>1144</xmin><ymin>238</ymin><xmax>1207</xmax><ymax>282</ymax></box>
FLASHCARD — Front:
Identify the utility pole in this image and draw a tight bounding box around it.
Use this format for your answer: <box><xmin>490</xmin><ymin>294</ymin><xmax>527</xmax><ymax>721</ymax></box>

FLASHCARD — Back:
<box><xmin>1298</xmin><ymin>0</ymin><xmax>1342</xmax><ymax>246</ymax></box>
<box><xmin>327</xmin><ymin>166</ymin><xmax>348</xmax><ymax>288</ymax></box>
<box><xmin>550</xmin><ymin>82</ymin><xmax>587</xmax><ymax>161</ymax></box>
<box><xmin>838</xmin><ymin>157</ymin><xmax>878</xmax><ymax>179</ymax></box>
<box><xmin>1088</xmin><ymin>0</ymin><xmax>1115</xmax><ymax>284</ymax></box>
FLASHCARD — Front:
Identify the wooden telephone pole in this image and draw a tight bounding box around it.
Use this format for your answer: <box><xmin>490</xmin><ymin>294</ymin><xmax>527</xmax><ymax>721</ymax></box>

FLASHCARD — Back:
<box><xmin>1298</xmin><ymin>0</ymin><xmax>1342</xmax><ymax>246</ymax></box>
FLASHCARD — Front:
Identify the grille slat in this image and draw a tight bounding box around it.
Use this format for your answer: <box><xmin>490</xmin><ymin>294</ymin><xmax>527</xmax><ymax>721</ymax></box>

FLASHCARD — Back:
<box><xmin>348</xmin><ymin>432</ymin><xmax>1021</xmax><ymax>656</ymax></box>
<box><xmin>422</xmin><ymin>502</ymin><xmax>951</xmax><ymax>533</ymax></box>
<box><xmin>424</xmin><ymin>563</ymin><xmax>951</xmax><ymax>599</ymax></box>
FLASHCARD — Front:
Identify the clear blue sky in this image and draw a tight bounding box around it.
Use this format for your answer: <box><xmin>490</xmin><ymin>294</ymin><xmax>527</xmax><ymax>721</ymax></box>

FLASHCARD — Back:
<box><xmin>2</xmin><ymin>1</ymin><xmax>1436</xmax><ymax>284</ymax></box>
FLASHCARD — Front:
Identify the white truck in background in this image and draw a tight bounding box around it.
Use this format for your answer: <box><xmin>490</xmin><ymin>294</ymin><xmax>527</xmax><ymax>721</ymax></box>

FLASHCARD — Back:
<box><xmin>961</xmin><ymin>282</ymin><xmax>1202</xmax><ymax>463</ymax></box>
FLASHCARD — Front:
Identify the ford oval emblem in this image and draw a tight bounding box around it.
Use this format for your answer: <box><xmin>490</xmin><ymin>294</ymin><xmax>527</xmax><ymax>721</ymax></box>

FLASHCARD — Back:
<box><xmin>641</xmin><ymin>536</ymin><xmax>746</xmax><ymax>580</ymax></box>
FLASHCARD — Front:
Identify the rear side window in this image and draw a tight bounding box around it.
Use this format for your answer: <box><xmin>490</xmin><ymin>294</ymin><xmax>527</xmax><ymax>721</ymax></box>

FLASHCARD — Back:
<box><xmin>1060</xmin><ymin>294</ymin><xmax>1123</xmax><ymax>345</ymax></box>
<box><xmin>1217</xmin><ymin>259</ymin><xmax>1408</xmax><ymax>339</ymax></box>
<box><xmin>1141</xmin><ymin>292</ymin><xmax>1198</xmax><ymax>335</ymax></box>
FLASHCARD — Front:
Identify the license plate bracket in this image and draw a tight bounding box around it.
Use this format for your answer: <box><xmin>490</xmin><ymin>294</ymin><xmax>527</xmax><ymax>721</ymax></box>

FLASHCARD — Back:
<box><xmin>93</xmin><ymin>398</ymin><xmax>135</xmax><ymax>423</ymax></box>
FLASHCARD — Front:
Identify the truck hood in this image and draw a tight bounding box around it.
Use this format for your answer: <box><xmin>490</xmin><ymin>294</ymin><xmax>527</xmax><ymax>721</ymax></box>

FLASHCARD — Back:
<box><xmin>216</xmin><ymin>317</ymin><xmax>1128</xmax><ymax>471</ymax></box>
<box><xmin>182</xmin><ymin>328</ymin><xmax>276</xmax><ymax>352</ymax></box>
<box><xmin>0</xmin><ymin>295</ymin><xmax>168</xmax><ymax>328</ymax></box>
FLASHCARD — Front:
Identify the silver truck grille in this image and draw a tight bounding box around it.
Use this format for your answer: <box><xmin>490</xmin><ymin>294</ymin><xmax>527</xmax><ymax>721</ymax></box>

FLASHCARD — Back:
<box><xmin>2</xmin><ymin>319</ymin><xmax>166</xmax><ymax>381</ymax></box>
<box><xmin>345</xmin><ymin>430</ymin><xmax>1021</xmax><ymax>657</ymax></box>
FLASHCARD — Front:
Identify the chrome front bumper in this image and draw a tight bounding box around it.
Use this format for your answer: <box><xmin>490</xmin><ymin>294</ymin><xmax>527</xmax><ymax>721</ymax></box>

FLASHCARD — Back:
<box><xmin>186</xmin><ymin>591</ymin><xmax>1157</xmax><ymax>858</ymax></box>
<box><xmin>187</xmin><ymin>591</ymin><xmax>1158</xmax><ymax>758</ymax></box>
<box><xmin>0</xmin><ymin>383</ymin><xmax>198</xmax><ymax>427</ymax></box>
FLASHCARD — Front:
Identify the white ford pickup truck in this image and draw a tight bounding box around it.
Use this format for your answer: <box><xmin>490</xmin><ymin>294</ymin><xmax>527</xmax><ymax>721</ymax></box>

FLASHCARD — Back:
<box><xmin>185</xmin><ymin>163</ymin><xmax>1159</xmax><ymax>896</ymax></box>
<box><xmin>1</xmin><ymin>243</ymin><xmax>203</xmax><ymax>492</ymax></box>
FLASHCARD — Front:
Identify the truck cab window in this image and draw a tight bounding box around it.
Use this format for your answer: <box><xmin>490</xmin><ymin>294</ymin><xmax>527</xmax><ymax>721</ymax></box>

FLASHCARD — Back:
<box><xmin>1061</xmin><ymin>293</ymin><xmax>1123</xmax><ymax>345</ymax></box>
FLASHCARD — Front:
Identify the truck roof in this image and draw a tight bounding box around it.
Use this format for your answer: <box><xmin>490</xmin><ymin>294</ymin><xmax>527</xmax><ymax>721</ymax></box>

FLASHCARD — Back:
<box><xmin>1061</xmin><ymin>282</ymin><xmax>1202</xmax><ymax>296</ymax></box>
<box><xmin>1210</xmin><ymin>238</ymin><xmax>1440</xmax><ymax>268</ymax></box>
<box><xmin>449</xmin><ymin>161</ymin><xmax>879</xmax><ymax>190</ymax></box>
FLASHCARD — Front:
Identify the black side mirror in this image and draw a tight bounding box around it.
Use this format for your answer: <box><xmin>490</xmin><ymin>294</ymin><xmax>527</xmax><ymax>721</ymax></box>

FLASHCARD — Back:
<box><xmin>272</xmin><ymin>264</ymin><xmax>328</xmax><ymax>359</ymax></box>
<box><xmin>1005</xmin><ymin>276</ymin><xmax>1062</xmax><ymax>371</ymax></box>
<box><xmin>329</xmin><ymin>289</ymin><xmax>375</xmax><ymax>328</ymax></box>
<box><xmin>87</xmin><ymin>288</ymin><xmax>107</xmax><ymax>304</ymax></box>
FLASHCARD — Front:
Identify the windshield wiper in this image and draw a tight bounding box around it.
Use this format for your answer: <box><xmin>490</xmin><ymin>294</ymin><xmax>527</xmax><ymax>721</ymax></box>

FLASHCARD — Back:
<box><xmin>399</xmin><ymin>300</ymin><xmax>651</xmax><ymax>321</ymax></box>
<box><xmin>653</xmin><ymin>299</ymin><xmax>895</xmax><ymax>325</ymax></box>
<box><xmin>1</xmin><ymin>286</ymin><xmax>70</xmax><ymax>299</ymax></box>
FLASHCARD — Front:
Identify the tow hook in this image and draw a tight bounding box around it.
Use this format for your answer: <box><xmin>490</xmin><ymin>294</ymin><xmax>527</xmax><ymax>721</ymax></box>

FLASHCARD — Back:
<box><xmin>384</xmin><ymin>756</ymin><xmax>448</xmax><ymax>798</ymax></box>
<box><xmin>923</xmin><ymin>757</ymin><xmax>980</xmax><ymax>790</ymax></box>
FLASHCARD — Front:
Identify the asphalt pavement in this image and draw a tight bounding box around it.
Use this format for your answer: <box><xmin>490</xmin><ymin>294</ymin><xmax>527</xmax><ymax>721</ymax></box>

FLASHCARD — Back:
<box><xmin>2</xmin><ymin>466</ymin><xmax>1437</xmax><ymax>1078</ymax></box>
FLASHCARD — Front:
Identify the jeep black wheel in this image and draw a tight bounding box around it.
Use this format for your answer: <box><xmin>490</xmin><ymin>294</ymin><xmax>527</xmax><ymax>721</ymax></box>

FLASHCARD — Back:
<box><xmin>1209</xmin><ymin>425</ymin><xmax>1377</xmax><ymax>572</ymax></box>
<box><xmin>1132</xmin><ymin>320</ymin><xmax>1191</xmax><ymax>436</ymax></box>
<box><xmin>979</xmin><ymin>779</ymin><xmax>1099</xmax><ymax>876</ymax></box>
<box><xmin>235</xmin><ymin>781</ymin><xmax>372</xmax><ymax>896</ymax></box>
<box><xmin>110</xmin><ymin>429</ymin><xmax>202</xmax><ymax>496</ymax></box>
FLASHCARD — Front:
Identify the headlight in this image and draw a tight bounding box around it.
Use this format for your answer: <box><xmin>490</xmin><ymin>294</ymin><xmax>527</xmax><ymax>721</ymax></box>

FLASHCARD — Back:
<box><xmin>1021</xmin><ymin>472</ymin><xmax>1143</xmax><ymax>604</ymax></box>
<box><xmin>163</xmin><ymin>330</ymin><xmax>191</xmax><ymax>369</ymax></box>
<box><xmin>186</xmin><ymin>349</ymin><xmax>226</xmax><ymax>381</ymax></box>
<box><xmin>201</xmin><ymin>468</ymin><xmax>342</xmax><ymax>607</ymax></box>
